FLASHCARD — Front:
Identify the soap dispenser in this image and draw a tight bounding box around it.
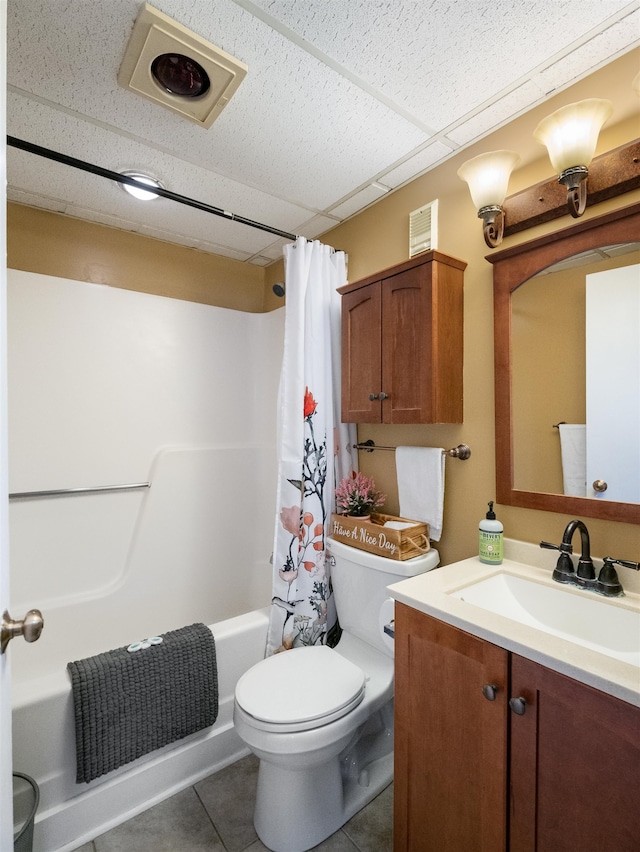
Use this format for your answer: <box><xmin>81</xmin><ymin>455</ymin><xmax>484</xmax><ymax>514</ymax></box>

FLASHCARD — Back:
<box><xmin>479</xmin><ymin>501</ymin><xmax>503</xmax><ymax>565</ymax></box>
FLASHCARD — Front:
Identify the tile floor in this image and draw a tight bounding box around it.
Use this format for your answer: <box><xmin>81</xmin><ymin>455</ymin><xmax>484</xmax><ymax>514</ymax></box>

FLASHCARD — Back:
<box><xmin>72</xmin><ymin>754</ymin><xmax>393</xmax><ymax>852</ymax></box>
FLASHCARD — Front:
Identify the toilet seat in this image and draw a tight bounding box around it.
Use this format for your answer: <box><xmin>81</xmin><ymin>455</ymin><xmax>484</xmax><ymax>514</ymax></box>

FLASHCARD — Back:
<box><xmin>235</xmin><ymin>645</ymin><xmax>366</xmax><ymax>732</ymax></box>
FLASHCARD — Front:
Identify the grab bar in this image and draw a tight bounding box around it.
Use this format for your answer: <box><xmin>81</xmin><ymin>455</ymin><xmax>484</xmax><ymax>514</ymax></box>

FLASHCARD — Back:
<box><xmin>9</xmin><ymin>482</ymin><xmax>151</xmax><ymax>500</ymax></box>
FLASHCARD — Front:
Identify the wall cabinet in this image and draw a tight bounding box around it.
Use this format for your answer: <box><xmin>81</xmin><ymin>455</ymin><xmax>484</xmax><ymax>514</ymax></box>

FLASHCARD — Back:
<box><xmin>338</xmin><ymin>251</ymin><xmax>465</xmax><ymax>424</ymax></box>
<box><xmin>394</xmin><ymin>602</ymin><xmax>640</xmax><ymax>852</ymax></box>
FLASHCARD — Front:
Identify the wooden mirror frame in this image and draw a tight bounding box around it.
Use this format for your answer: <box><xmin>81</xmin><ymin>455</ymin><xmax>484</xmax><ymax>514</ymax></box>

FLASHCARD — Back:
<box><xmin>489</xmin><ymin>201</ymin><xmax>640</xmax><ymax>524</ymax></box>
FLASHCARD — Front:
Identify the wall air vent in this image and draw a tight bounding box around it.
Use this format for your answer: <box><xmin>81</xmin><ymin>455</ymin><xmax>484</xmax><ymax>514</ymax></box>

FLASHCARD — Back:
<box><xmin>409</xmin><ymin>200</ymin><xmax>438</xmax><ymax>257</ymax></box>
<box><xmin>118</xmin><ymin>3</ymin><xmax>247</xmax><ymax>129</ymax></box>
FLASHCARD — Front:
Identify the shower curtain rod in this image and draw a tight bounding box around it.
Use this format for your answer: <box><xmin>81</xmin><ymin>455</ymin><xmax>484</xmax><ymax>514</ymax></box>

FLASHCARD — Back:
<box><xmin>7</xmin><ymin>136</ymin><xmax>299</xmax><ymax>242</ymax></box>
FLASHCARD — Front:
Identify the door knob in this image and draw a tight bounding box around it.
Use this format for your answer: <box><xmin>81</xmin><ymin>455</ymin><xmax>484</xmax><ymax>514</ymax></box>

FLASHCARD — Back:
<box><xmin>368</xmin><ymin>393</ymin><xmax>379</xmax><ymax>401</ymax></box>
<box><xmin>592</xmin><ymin>480</ymin><xmax>608</xmax><ymax>493</ymax></box>
<box><xmin>1</xmin><ymin>609</ymin><xmax>44</xmax><ymax>654</ymax></box>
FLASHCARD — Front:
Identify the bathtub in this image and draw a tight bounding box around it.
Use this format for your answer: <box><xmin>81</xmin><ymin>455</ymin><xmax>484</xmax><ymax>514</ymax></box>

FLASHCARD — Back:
<box><xmin>9</xmin><ymin>446</ymin><xmax>276</xmax><ymax>852</ymax></box>
<box><xmin>12</xmin><ymin>607</ymin><xmax>271</xmax><ymax>852</ymax></box>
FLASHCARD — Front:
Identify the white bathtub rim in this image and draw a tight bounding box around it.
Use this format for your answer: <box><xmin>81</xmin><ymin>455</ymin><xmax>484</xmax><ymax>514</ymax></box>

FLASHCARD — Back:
<box><xmin>11</xmin><ymin>606</ymin><xmax>271</xmax><ymax>703</ymax></box>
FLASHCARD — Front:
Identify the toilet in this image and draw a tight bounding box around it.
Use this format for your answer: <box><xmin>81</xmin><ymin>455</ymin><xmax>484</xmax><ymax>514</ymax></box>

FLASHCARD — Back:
<box><xmin>233</xmin><ymin>536</ymin><xmax>440</xmax><ymax>852</ymax></box>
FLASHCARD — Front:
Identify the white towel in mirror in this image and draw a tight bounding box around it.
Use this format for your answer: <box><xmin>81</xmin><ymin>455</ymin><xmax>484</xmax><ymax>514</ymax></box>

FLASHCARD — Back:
<box><xmin>396</xmin><ymin>446</ymin><xmax>445</xmax><ymax>541</ymax></box>
<box><xmin>558</xmin><ymin>424</ymin><xmax>587</xmax><ymax>496</ymax></box>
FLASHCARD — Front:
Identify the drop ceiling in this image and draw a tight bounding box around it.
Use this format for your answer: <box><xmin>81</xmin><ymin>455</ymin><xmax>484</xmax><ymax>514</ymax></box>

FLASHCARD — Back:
<box><xmin>7</xmin><ymin>1</ymin><xmax>640</xmax><ymax>266</ymax></box>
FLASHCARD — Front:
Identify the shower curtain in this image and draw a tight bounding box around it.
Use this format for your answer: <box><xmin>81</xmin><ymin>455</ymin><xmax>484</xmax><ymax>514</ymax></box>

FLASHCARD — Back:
<box><xmin>266</xmin><ymin>238</ymin><xmax>357</xmax><ymax>656</ymax></box>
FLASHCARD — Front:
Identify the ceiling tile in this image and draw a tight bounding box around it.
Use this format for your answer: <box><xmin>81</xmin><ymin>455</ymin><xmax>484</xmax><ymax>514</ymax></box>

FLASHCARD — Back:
<box><xmin>329</xmin><ymin>183</ymin><xmax>390</xmax><ymax>219</ymax></box>
<box><xmin>7</xmin><ymin>0</ymin><xmax>639</xmax><ymax>262</ymax></box>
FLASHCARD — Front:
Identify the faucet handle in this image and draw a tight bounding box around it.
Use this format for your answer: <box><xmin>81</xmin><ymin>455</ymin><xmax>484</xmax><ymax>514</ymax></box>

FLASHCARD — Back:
<box><xmin>612</xmin><ymin>558</ymin><xmax>640</xmax><ymax>572</ymax></box>
<box><xmin>539</xmin><ymin>541</ymin><xmax>575</xmax><ymax>583</ymax></box>
<box><xmin>596</xmin><ymin>558</ymin><xmax>624</xmax><ymax>597</ymax></box>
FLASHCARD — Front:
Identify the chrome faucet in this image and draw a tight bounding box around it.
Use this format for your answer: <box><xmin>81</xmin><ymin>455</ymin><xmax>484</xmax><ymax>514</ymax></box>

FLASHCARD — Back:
<box><xmin>540</xmin><ymin>519</ymin><xmax>639</xmax><ymax>597</ymax></box>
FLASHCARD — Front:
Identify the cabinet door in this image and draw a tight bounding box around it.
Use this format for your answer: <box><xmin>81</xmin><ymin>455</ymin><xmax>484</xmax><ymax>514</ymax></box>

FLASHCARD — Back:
<box><xmin>341</xmin><ymin>282</ymin><xmax>382</xmax><ymax>422</ymax></box>
<box><xmin>394</xmin><ymin>604</ymin><xmax>508</xmax><ymax>852</ymax></box>
<box><xmin>381</xmin><ymin>267</ymin><xmax>431</xmax><ymax>423</ymax></box>
<box><xmin>509</xmin><ymin>654</ymin><xmax>640</xmax><ymax>852</ymax></box>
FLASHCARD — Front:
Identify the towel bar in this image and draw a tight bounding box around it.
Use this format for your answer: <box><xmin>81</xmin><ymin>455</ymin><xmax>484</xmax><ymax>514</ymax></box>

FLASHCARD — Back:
<box><xmin>354</xmin><ymin>440</ymin><xmax>471</xmax><ymax>459</ymax></box>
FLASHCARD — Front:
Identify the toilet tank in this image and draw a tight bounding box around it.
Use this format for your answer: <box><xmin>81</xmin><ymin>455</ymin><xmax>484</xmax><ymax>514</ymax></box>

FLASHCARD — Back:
<box><xmin>327</xmin><ymin>537</ymin><xmax>439</xmax><ymax>655</ymax></box>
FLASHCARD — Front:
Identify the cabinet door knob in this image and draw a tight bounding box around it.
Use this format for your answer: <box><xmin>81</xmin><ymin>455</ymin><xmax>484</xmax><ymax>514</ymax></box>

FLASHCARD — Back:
<box><xmin>509</xmin><ymin>696</ymin><xmax>527</xmax><ymax>715</ymax></box>
<box><xmin>368</xmin><ymin>393</ymin><xmax>379</xmax><ymax>401</ymax></box>
<box><xmin>482</xmin><ymin>683</ymin><xmax>499</xmax><ymax>701</ymax></box>
<box><xmin>379</xmin><ymin>392</ymin><xmax>389</xmax><ymax>400</ymax></box>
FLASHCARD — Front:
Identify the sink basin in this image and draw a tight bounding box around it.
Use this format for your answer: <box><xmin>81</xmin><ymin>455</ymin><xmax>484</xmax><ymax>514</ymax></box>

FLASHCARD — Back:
<box><xmin>451</xmin><ymin>572</ymin><xmax>640</xmax><ymax>667</ymax></box>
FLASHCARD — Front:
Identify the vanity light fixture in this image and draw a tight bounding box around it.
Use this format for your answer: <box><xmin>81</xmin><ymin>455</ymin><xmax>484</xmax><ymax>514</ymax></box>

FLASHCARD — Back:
<box><xmin>457</xmin><ymin>150</ymin><xmax>520</xmax><ymax>248</ymax></box>
<box><xmin>533</xmin><ymin>98</ymin><xmax>613</xmax><ymax>218</ymax></box>
<box><xmin>458</xmin><ymin>81</ymin><xmax>639</xmax><ymax>248</ymax></box>
<box><xmin>118</xmin><ymin>170</ymin><xmax>165</xmax><ymax>201</ymax></box>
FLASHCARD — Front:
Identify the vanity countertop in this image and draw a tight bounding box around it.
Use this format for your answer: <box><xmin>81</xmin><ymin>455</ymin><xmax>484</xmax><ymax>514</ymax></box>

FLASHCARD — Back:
<box><xmin>387</xmin><ymin>539</ymin><xmax>640</xmax><ymax>707</ymax></box>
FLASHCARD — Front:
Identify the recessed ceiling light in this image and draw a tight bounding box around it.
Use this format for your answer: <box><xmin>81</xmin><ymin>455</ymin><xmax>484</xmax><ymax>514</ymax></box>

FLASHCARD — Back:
<box><xmin>118</xmin><ymin>171</ymin><xmax>165</xmax><ymax>201</ymax></box>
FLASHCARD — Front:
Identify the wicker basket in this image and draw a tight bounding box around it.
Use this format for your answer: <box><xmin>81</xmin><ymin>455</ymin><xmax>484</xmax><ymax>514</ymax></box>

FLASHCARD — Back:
<box><xmin>330</xmin><ymin>512</ymin><xmax>430</xmax><ymax>561</ymax></box>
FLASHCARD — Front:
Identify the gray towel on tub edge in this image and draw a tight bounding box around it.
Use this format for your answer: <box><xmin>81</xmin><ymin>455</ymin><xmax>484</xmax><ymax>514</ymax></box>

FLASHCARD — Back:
<box><xmin>67</xmin><ymin>622</ymin><xmax>218</xmax><ymax>784</ymax></box>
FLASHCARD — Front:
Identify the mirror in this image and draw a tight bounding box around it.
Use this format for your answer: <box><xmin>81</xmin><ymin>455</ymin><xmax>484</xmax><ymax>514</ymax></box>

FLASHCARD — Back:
<box><xmin>490</xmin><ymin>201</ymin><xmax>640</xmax><ymax>524</ymax></box>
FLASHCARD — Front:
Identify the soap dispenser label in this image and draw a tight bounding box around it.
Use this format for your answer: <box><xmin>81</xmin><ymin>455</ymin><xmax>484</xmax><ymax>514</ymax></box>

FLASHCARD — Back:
<box><xmin>479</xmin><ymin>531</ymin><xmax>503</xmax><ymax>564</ymax></box>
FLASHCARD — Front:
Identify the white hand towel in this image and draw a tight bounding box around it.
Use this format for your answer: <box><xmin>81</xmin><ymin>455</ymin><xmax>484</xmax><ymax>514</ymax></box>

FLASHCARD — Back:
<box><xmin>396</xmin><ymin>446</ymin><xmax>445</xmax><ymax>541</ymax></box>
<box><xmin>558</xmin><ymin>424</ymin><xmax>587</xmax><ymax>497</ymax></box>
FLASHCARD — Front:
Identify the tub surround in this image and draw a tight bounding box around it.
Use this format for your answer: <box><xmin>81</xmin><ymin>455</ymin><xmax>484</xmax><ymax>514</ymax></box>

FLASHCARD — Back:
<box><xmin>388</xmin><ymin>538</ymin><xmax>640</xmax><ymax>707</ymax></box>
<box><xmin>7</xmin><ymin>270</ymin><xmax>283</xmax><ymax>852</ymax></box>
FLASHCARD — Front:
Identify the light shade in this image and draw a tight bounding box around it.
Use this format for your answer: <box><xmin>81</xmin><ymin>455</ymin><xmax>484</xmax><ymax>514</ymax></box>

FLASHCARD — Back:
<box><xmin>119</xmin><ymin>171</ymin><xmax>164</xmax><ymax>201</ymax></box>
<box><xmin>457</xmin><ymin>150</ymin><xmax>520</xmax><ymax>210</ymax></box>
<box><xmin>533</xmin><ymin>98</ymin><xmax>613</xmax><ymax>174</ymax></box>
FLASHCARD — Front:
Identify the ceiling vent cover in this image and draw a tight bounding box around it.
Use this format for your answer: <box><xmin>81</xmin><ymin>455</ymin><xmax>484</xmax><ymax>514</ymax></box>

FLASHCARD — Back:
<box><xmin>118</xmin><ymin>3</ymin><xmax>247</xmax><ymax>129</ymax></box>
<box><xmin>409</xmin><ymin>200</ymin><xmax>438</xmax><ymax>257</ymax></box>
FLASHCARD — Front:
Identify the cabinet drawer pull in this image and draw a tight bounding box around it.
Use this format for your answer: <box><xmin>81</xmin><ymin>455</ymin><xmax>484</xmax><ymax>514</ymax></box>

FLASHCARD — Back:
<box><xmin>509</xmin><ymin>696</ymin><xmax>527</xmax><ymax>715</ymax></box>
<box><xmin>482</xmin><ymin>683</ymin><xmax>499</xmax><ymax>701</ymax></box>
<box><xmin>369</xmin><ymin>393</ymin><xmax>379</xmax><ymax>401</ymax></box>
<box><xmin>379</xmin><ymin>392</ymin><xmax>389</xmax><ymax>400</ymax></box>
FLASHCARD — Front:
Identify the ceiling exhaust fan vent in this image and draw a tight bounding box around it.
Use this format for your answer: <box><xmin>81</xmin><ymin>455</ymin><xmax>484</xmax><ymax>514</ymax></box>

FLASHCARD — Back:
<box><xmin>409</xmin><ymin>200</ymin><xmax>438</xmax><ymax>257</ymax></box>
<box><xmin>118</xmin><ymin>3</ymin><xmax>247</xmax><ymax>129</ymax></box>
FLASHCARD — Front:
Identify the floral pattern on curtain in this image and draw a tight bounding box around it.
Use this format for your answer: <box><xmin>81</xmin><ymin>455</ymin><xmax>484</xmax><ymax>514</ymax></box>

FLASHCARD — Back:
<box><xmin>266</xmin><ymin>238</ymin><xmax>356</xmax><ymax>656</ymax></box>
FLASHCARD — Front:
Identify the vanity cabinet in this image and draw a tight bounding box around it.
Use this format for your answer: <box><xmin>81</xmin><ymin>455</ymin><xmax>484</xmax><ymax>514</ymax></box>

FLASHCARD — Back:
<box><xmin>338</xmin><ymin>251</ymin><xmax>465</xmax><ymax>424</ymax></box>
<box><xmin>394</xmin><ymin>602</ymin><xmax>640</xmax><ymax>852</ymax></box>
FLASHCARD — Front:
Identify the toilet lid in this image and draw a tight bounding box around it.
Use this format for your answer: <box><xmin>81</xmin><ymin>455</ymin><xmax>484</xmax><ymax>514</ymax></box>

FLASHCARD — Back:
<box><xmin>235</xmin><ymin>645</ymin><xmax>366</xmax><ymax>726</ymax></box>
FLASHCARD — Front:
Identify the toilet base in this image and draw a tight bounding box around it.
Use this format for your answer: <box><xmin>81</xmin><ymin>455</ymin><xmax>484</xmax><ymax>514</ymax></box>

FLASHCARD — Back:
<box><xmin>252</xmin><ymin>705</ymin><xmax>394</xmax><ymax>852</ymax></box>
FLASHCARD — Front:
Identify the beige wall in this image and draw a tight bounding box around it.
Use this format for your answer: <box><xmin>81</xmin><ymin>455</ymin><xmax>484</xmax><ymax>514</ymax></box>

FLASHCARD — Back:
<box><xmin>8</xmin><ymin>49</ymin><xmax>640</xmax><ymax>565</ymax></box>
<box><xmin>305</xmin><ymin>49</ymin><xmax>640</xmax><ymax>565</ymax></box>
<box><xmin>8</xmin><ymin>203</ymin><xmax>267</xmax><ymax>313</ymax></box>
